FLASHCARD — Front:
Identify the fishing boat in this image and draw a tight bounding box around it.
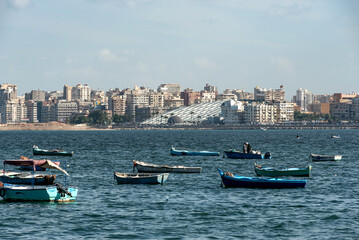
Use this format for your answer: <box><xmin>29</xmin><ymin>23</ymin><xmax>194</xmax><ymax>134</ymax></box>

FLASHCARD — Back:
<box><xmin>224</xmin><ymin>149</ymin><xmax>271</xmax><ymax>159</ymax></box>
<box><xmin>218</xmin><ymin>168</ymin><xmax>306</xmax><ymax>188</ymax></box>
<box><xmin>0</xmin><ymin>183</ymin><xmax>78</xmax><ymax>202</ymax></box>
<box><xmin>171</xmin><ymin>146</ymin><xmax>220</xmax><ymax>156</ymax></box>
<box><xmin>0</xmin><ymin>171</ymin><xmax>56</xmax><ymax>185</ymax></box>
<box><xmin>114</xmin><ymin>172</ymin><xmax>169</xmax><ymax>184</ymax></box>
<box><xmin>133</xmin><ymin>160</ymin><xmax>202</xmax><ymax>173</ymax></box>
<box><xmin>254</xmin><ymin>163</ymin><xmax>311</xmax><ymax>177</ymax></box>
<box><xmin>310</xmin><ymin>154</ymin><xmax>342</xmax><ymax>161</ymax></box>
<box><xmin>33</xmin><ymin>145</ymin><xmax>74</xmax><ymax>156</ymax></box>
<box><xmin>331</xmin><ymin>135</ymin><xmax>340</xmax><ymax>139</ymax></box>
<box><xmin>0</xmin><ymin>159</ymin><xmax>78</xmax><ymax>202</ymax></box>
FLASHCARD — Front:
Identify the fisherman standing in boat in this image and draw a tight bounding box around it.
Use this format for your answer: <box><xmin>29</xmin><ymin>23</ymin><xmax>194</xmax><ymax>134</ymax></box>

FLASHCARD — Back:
<box><xmin>243</xmin><ymin>142</ymin><xmax>247</xmax><ymax>153</ymax></box>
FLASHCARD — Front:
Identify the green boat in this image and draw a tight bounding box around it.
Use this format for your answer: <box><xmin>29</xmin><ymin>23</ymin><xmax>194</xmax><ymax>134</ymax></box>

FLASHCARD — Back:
<box><xmin>33</xmin><ymin>145</ymin><xmax>74</xmax><ymax>156</ymax></box>
<box><xmin>254</xmin><ymin>163</ymin><xmax>311</xmax><ymax>177</ymax></box>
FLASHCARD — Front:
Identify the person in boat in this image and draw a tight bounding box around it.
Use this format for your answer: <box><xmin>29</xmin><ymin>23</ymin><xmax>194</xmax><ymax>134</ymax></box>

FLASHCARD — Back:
<box><xmin>247</xmin><ymin>143</ymin><xmax>252</xmax><ymax>153</ymax></box>
<box><xmin>243</xmin><ymin>142</ymin><xmax>248</xmax><ymax>153</ymax></box>
<box><xmin>296</xmin><ymin>134</ymin><xmax>300</xmax><ymax>139</ymax></box>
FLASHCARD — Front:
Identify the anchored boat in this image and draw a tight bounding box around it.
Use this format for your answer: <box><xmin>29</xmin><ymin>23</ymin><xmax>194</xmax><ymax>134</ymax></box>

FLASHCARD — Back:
<box><xmin>224</xmin><ymin>149</ymin><xmax>271</xmax><ymax>159</ymax></box>
<box><xmin>254</xmin><ymin>163</ymin><xmax>311</xmax><ymax>177</ymax></box>
<box><xmin>114</xmin><ymin>172</ymin><xmax>169</xmax><ymax>184</ymax></box>
<box><xmin>171</xmin><ymin>146</ymin><xmax>220</xmax><ymax>156</ymax></box>
<box><xmin>0</xmin><ymin>159</ymin><xmax>78</xmax><ymax>202</ymax></box>
<box><xmin>310</xmin><ymin>154</ymin><xmax>342</xmax><ymax>161</ymax></box>
<box><xmin>33</xmin><ymin>145</ymin><xmax>74</xmax><ymax>156</ymax></box>
<box><xmin>133</xmin><ymin>160</ymin><xmax>202</xmax><ymax>173</ymax></box>
<box><xmin>218</xmin><ymin>168</ymin><xmax>306</xmax><ymax>188</ymax></box>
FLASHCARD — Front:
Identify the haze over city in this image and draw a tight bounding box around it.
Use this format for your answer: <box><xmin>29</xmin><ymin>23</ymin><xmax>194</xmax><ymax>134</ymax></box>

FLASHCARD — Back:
<box><xmin>1</xmin><ymin>0</ymin><xmax>359</xmax><ymax>97</ymax></box>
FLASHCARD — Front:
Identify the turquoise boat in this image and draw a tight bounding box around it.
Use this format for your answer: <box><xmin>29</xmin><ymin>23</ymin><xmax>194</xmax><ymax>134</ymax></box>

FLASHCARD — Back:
<box><xmin>254</xmin><ymin>164</ymin><xmax>311</xmax><ymax>177</ymax></box>
<box><xmin>33</xmin><ymin>145</ymin><xmax>74</xmax><ymax>156</ymax></box>
<box><xmin>171</xmin><ymin>146</ymin><xmax>220</xmax><ymax>156</ymax></box>
<box><xmin>114</xmin><ymin>172</ymin><xmax>169</xmax><ymax>185</ymax></box>
<box><xmin>218</xmin><ymin>168</ymin><xmax>306</xmax><ymax>188</ymax></box>
<box><xmin>0</xmin><ymin>159</ymin><xmax>78</xmax><ymax>202</ymax></box>
<box><xmin>0</xmin><ymin>183</ymin><xmax>78</xmax><ymax>202</ymax></box>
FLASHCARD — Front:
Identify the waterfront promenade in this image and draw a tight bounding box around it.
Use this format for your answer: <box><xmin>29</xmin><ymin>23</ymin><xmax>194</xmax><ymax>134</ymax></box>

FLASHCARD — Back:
<box><xmin>0</xmin><ymin>122</ymin><xmax>358</xmax><ymax>131</ymax></box>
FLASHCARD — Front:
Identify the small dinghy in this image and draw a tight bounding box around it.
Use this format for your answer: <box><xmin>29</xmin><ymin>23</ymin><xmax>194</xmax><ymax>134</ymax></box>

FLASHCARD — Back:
<box><xmin>114</xmin><ymin>172</ymin><xmax>169</xmax><ymax>184</ymax></box>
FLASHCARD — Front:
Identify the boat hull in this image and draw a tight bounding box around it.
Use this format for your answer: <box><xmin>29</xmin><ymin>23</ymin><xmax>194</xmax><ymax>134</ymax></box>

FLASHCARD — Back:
<box><xmin>310</xmin><ymin>154</ymin><xmax>342</xmax><ymax>161</ymax></box>
<box><xmin>134</xmin><ymin>161</ymin><xmax>202</xmax><ymax>173</ymax></box>
<box><xmin>33</xmin><ymin>148</ymin><xmax>74</xmax><ymax>156</ymax></box>
<box><xmin>254</xmin><ymin>166</ymin><xmax>311</xmax><ymax>177</ymax></box>
<box><xmin>1</xmin><ymin>184</ymin><xmax>78</xmax><ymax>202</ymax></box>
<box><xmin>114</xmin><ymin>172</ymin><xmax>169</xmax><ymax>184</ymax></box>
<box><xmin>224</xmin><ymin>151</ymin><xmax>271</xmax><ymax>159</ymax></box>
<box><xmin>219</xmin><ymin>169</ymin><xmax>306</xmax><ymax>188</ymax></box>
<box><xmin>171</xmin><ymin>148</ymin><xmax>220</xmax><ymax>156</ymax></box>
<box><xmin>0</xmin><ymin>173</ymin><xmax>56</xmax><ymax>185</ymax></box>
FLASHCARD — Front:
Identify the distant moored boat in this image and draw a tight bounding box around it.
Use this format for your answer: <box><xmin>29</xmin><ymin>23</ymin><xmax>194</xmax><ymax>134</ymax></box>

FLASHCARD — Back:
<box><xmin>33</xmin><ymin>145</ymin><xmax>74</xmax><ymax>156</ymax></box>
<box><xmin>171</xmin><ymin>146</ymin><xmax>220</xmax><ymax>156</ymax></box>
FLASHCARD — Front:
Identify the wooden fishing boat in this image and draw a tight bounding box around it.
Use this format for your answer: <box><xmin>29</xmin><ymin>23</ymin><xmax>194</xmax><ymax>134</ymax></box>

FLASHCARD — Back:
<box><xmin>0</xmin><ymin>183</ymin><xmax>78</xmax><ymax>202</ymax></box>
<box><xmin>254</xmin><ymin>164</ymin><xmax>311</xmax><ymax>177</ymax></box>
<box><xmin>114</xmin><ymin>172</ymin><xmax>169</xmax><ymax>184</ymax></box>
<box><xmin>0</xmin><ymin>171</ymin><xmax>56</xmax><ymax>185</ymax></box>
<box><xmin>133</xmin><ymin>160</ymin><xmax>202</xmax><ymax>173</ymax></box>
<box><xmin>224</xmin><ymin>149</ymin><xmax>271</xmax><ymax>159</ymax></box>
<box><xmin>0</xmin><ymin>159</ymin><xmax>78</xmax><ymax>202</ymax></box>
<box><xmin>33</xmin><ymin>145</ymin><xmax>74</xmax><ymax>156</ymax></box>
<box><xmin>218</xmin><ymin>168</ymin><xmax>306</xmax><ymax>188</ymax></box>
<box><xmin>171</xmin><ymin>146</ymin><xmax>220</xmax><ymax>156</ymax></box>
<box><xmin>310</xmin><ymin>154</ymin><xmax>342</xmax><ymax>161</ymax></box>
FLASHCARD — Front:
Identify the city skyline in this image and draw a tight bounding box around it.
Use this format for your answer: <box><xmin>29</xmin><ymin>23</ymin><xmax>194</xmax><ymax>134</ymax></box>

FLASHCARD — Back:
<box><xmin>1</xmin><ymin>0</ymin><xmax>358</xmax><ymax>96</ymax></box>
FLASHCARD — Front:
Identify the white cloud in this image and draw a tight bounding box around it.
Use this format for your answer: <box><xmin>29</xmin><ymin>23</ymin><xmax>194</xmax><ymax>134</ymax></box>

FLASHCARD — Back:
<box><xmin>98</xmin><ymin>49</ymin><xmax>119</xmax><ymax>62</ymax></box>
<box><xmin>194</xmin><ymin>58</ymin><xmax>216</xmax><ymax>69</ymax></box>
<box><xmin>6</xmin><ymin>0</ymin><xmax>29</xmax><ymax>9</ymax></box>
<box><xmin>270</xmin><ymin>57</ymin><xmax>294</xmax><ymax>75</ymax></box>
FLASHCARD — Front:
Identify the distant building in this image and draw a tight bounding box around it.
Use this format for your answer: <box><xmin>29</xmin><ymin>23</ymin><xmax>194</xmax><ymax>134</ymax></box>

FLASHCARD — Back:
<box><xmin>220</xmin><ymin>100</ymin><xmax>244</xmax><ymax>124</ymax></box>
<box><xmin>0</xmin><ymin>84</ymin><xmax>17</xmax><ymax>106</ymax></box>
<box><xmin>72</xmin><ymin>84</ymin><xmax>91</xmax><ymax>101</ymax></box>
<box><xmin>295</xmin><ymin>88</ymin><xmax>314</xmax><ymax>111</ymax></box>
<box><xmin>53</xmin><ymin>101</ymin><xmax>78</xmax><ymax>122</ymax></box>
<box><xmin>157</xmin><ymin>84</ymin><xmax>181</xmax><ymax>95</ymax></box>
<box><xmin>274</xmin><ymin>102</ymin><xmax>294</xmax><ymax>122</ymax></box>
<box><xmin>244</xmin><ymin>102</ymin><xmax>276</xmax><ymax>124</ymax></box>
<box><xmin>254</xmin><ymin>85</ymin><xmax>285</xmax><ymax>103</ymax></box>
<box><xmin>108</xmin><ymin>95</ymin><xmax>126</xmax><ymax>116</ymax></box>
<box><xmin>181</xmin><ymin>89</ymin><xmax>200</xmax><ymax>106</ymax></box>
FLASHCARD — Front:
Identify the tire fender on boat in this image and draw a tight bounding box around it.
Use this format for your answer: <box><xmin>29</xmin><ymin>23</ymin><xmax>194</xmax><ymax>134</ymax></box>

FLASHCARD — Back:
<box><xmin>0</xmin><ymin>188</ymin><xmax>5</xmax><ymax>198</ymax></box>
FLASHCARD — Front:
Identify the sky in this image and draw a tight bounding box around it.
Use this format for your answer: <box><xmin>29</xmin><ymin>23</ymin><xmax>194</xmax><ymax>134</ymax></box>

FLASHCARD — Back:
<box><xmin>0</xmin><ymin>0</ymin><xmax>358</xmax><ymax>99</ymax></box>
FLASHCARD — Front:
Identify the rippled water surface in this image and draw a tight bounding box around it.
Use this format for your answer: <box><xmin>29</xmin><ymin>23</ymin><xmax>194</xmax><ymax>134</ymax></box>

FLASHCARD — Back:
<box><xmin>0</xmin><ymin>129</ymin><xmax>358</xmax><ymax>239</ymax></box>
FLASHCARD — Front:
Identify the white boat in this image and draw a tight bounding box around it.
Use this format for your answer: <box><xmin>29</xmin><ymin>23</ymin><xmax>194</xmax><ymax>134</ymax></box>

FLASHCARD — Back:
<box><xmin>331</xmin><ymin>135</ymin><xmax>340</xmax><ymax>139</ymax></box>
<box><xmin>133</xmin><ymin>160</ymin><xmax>202</xmax><ymax>173</ymax></box>
<box><xmin>310</xmin><ymin>154</ymin><xmax>342</xmax><ymax>161</ymax></box>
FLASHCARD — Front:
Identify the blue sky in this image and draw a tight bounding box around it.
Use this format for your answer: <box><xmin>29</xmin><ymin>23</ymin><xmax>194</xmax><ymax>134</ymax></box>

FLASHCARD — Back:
<box><xmin>0</xmin><ymin>0</ymin><xmax>358</xmax><ymax>98</ymax></box>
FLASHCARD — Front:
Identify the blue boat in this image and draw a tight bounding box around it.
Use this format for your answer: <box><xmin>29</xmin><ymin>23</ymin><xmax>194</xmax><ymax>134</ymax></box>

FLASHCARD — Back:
<box><xmin>171</xmin><ymin>147</ymin><xmax>220</xmax><ymax>156</ymax></box>
<box><xmin>218</xmin><ymin>168</ymin><xmax>306</xmax><ymax>188</ymax></box>
<box><xmin>114</xmin><ymin>172</ymin><xmax>169</xmax><ymax>184</ymax></box>
<box><xmin>224</xmin><ymin>150</ymin><xmax>271</xmax><ymax>159</ymax></box>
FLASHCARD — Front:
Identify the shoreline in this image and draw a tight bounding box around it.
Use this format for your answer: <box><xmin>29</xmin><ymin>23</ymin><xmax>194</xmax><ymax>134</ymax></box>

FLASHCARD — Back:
<box><xmin>0</xmin><ymin>122</ymin><xmax>358</xmax><ymax>131</ymax></box>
